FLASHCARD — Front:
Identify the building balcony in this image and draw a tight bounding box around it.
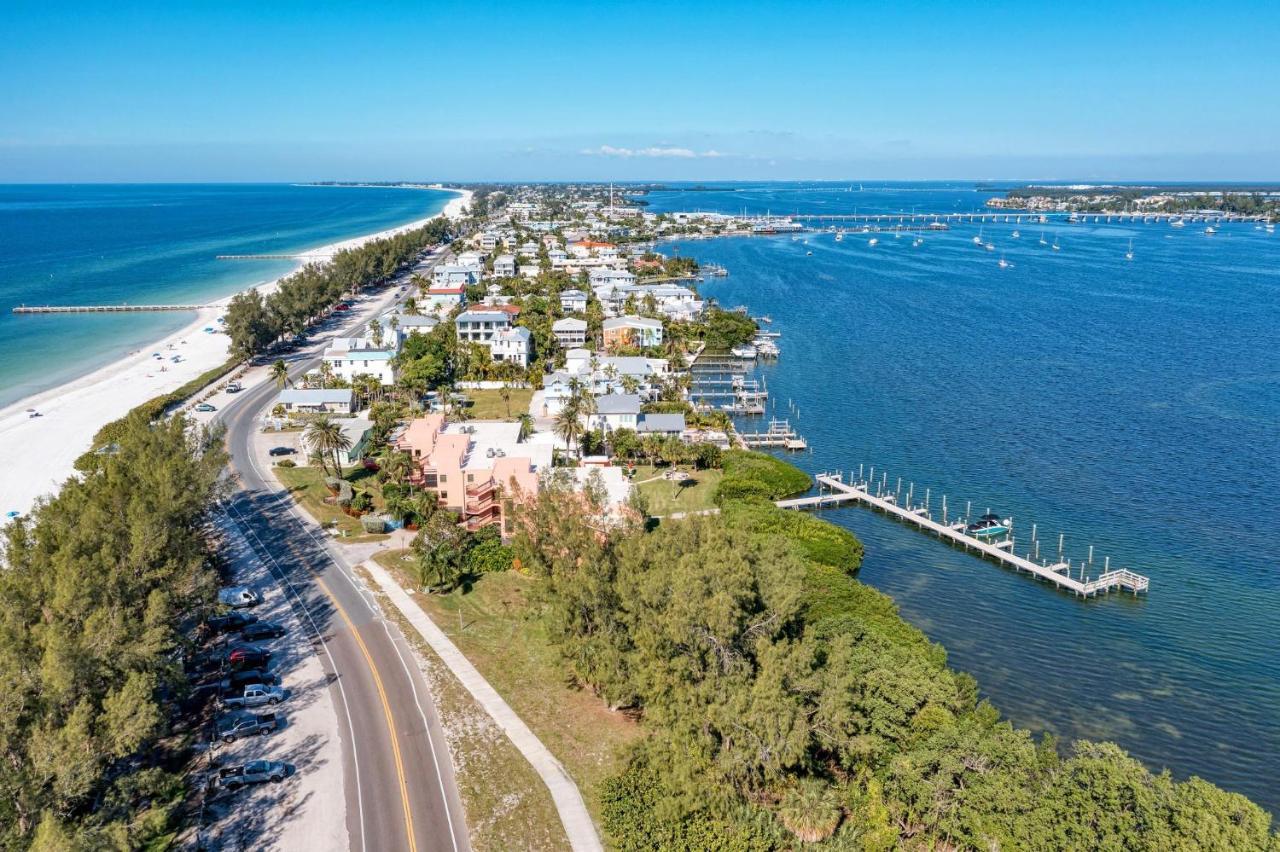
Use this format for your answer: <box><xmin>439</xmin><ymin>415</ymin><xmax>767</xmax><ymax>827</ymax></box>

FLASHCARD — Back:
<box><xmin>464</xmin><ymin>508</ymin><xmax>500</xmax><ymax>531</ymax></box>
<box><xmin>466</xmin><ymin>480</ymin><xmax>497</xmax><ymax>499</ymax></box>
<box><xmin>465</xmin><ymin>493</ymin><xmax>499</xmax><ymax>515</ymax></box>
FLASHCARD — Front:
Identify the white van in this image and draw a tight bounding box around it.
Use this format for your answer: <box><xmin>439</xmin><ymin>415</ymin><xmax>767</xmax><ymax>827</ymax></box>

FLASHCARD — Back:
<box><xmin>218</xmin><ymin>586</ymin><xmax>261</xmax><ymax>608</ymax></box>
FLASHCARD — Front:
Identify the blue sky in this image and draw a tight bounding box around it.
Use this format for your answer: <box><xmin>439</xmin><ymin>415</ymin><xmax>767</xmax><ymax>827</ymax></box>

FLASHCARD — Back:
<box><xmin>2</xmin><ymin>0</ymin><xmax>1278</xmax><ymax>181</ymax></box>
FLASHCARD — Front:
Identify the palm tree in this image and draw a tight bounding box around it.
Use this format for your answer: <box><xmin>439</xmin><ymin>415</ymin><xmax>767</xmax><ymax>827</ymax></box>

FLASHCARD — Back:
<box><xmin>318</xmin><ymin>360</ymin><xmax>336</xmax><ymax>389</ymax></box>
<box><xmin>777</xmin><ymin>779</ymin><xmax>842</xmax><ymax>843</ymax></box>
<box><xmin>499</xmin><ymin>382</ymin><xmax>513</xmax><ymax>419</ymax></box>
<box><xmin>378</xmin><ymin>447</ymin><xmax>413</xmax><ymax>488</ymax></box>
<box><xmin>369</xmin><ymin>318</ymin><xmax>384</xmax><ymax>348</ymax></box>
<box><xmin>516</xmin><ymin>412</ymin><xmax>534</xmax><ymax>442</ymax></box>
<box><xmin>554</xmin><ymin>406</ymin><xmax>583</xmax><ymax>459</ymax></box>
<box><xmin>271</xmin><ymin>359</ymin><xmax>290</xmax><ymax>389</ymax></box>
<box><xmin>304</xmin><ymin>415</ymin><xmax>352</xmax><ymax>478</ymax></box>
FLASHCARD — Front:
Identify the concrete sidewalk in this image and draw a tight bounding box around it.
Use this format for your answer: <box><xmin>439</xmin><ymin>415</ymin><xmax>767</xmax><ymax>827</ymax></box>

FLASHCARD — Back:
<box><xmin>360</xmin><ymin>558</ymin><xmax>604</xmax><ymax>852</ymax></box>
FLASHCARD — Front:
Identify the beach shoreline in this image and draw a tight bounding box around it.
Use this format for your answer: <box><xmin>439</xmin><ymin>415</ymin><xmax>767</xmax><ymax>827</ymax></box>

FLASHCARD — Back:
<box><xmin>0</xmin><ymin>188</ymin><xmax>471</xmax><ymax>516</ymax></box>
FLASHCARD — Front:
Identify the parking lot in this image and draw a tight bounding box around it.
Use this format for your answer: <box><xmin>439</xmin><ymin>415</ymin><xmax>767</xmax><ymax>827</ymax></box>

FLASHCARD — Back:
<box><xmin>192</xmin><ymin>513</ymin><xmax>348</xmax><ymax>851</ymax></box>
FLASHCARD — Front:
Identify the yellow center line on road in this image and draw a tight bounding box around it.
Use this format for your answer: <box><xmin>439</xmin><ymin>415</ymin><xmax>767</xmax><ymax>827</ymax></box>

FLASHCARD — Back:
<box><xmin>288</xmin><ymin>542</ymin><xmax>418</xmax><ymax>852</ymax></box>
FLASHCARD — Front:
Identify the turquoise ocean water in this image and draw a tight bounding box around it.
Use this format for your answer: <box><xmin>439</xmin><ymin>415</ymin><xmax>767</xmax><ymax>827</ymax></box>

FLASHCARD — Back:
<box><xmin>646</xmin><ymin>182</ymin><xmax>1280</xmax><ymax>813</ymax></box>
<box><xmin>0</xmin><ymin>184</ymin><xmax>452</xmax><ymax>408</ymax></box>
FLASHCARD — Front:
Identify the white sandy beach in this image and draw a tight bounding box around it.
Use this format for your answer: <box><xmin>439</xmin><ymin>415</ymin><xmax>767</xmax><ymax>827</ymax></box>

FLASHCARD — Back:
<box><xmin>0</xmin><ymin>189</ymin><xmax>471</xmax><ymax>516</ymax></box>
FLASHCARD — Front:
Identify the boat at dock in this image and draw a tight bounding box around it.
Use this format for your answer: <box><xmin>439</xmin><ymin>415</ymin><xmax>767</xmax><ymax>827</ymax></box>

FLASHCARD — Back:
<box><xmin>966</xmin><ymin>513</ymin><xmax>1012</xmax><ymax>538</ymax></box>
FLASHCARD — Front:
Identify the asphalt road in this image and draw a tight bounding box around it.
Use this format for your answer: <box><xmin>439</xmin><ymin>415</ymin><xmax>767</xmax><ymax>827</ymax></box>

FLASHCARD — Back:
<box><xmin>214</xmin><ymin>258</ymin><xmax>470</xmax><ymax>852</ymax></box>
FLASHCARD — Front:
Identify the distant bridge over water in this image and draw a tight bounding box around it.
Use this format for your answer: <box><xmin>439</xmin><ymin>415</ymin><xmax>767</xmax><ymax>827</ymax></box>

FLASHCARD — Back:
<box><xmin>788</xmin><ymin>211</ymin><xmax>1272</xmax><ymax>226</ymax></box>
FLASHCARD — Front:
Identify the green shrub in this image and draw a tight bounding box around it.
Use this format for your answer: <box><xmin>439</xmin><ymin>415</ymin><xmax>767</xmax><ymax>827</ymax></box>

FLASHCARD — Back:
<box><xmin>465</xmin><ymin>536</ymin><xmax>514</xmax><ymax>574</ymax></box>
<box><xmin>275</xmin><ymin>458</ymin><xmax>296</xmax><ymax>468</ymax></box>
<box><xmin>713</xmin><ymin>476</ymin><xmax>772</xmax><ymax>504</ymax></box>
<box><xmin>601</xmin><ymin>749</ymin><xmax>779</xmax><ymax>852</ymax></box>
<box><xmin>722</xmin><ymin>499</ymin><xmax>863</xmax><ymax>571</ymax></box>
<box><xmin>715</xmin><ymin>450</ymin><xmax>810</xmax><ymax>502</ymax></box>
<box><xmin>350</xmin><ymin>491</ymin><xmax>373</xmax><ymax>513</ymax></box>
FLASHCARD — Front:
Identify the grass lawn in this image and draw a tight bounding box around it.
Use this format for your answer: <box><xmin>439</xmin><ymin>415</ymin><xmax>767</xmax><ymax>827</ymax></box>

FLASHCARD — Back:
<box><xmin>273</xmin><ymin>463</ymin><xmax>390</xmax><ymax>541</ymax></box>
<box><xmin>633</xmin><ymin>464</ymin><xmax>723</xmax><ymax>516</ymax></box>
<box><xmin>463</xmin><ymin>387</ymin><xmax>534</xmax><ymax>421</ymax></box>
<box><xmin>372</xmin><ymin>551</ymin><xmax>642</xmax><ymax>833</ymax></box>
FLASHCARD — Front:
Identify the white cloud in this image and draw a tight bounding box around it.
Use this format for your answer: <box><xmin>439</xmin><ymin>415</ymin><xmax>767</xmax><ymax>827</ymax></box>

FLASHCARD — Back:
<box><xmin>580</xmin><ymin>144</ymin><xmax>723</xmax><ymax>159</ymax></box>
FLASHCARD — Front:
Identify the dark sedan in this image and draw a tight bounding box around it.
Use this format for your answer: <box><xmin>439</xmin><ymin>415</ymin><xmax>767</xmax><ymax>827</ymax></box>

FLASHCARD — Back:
<box><xmin>207</xmin><ymin>611</ymin><xmax>258</xmax><ymax>633</ymax></box>
<box><xmin>225</xmin><ymin>645</ymin><xmax>271</xmax><ymax>669</ymax></box>
<box><xmin>238</xmin><ymin>621</ymin><xmax>287</xmax><ymax>642</ymax></box>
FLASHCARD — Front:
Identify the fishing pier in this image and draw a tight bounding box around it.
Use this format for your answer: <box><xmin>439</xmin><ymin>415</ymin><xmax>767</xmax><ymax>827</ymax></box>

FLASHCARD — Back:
<box><xmin>12</xmin><ymin>304</ymin><xmax>211</xmax><ymax>314</ymax></box>
<box><xmin>777</xmin><ymin>471</ymin><xmax>1149</xmax><ymax>598</ymax></box>
<box><xmin>215</xmin><ymin>253</ymin><xmax>314</xmax><ymax>260</ymax></box>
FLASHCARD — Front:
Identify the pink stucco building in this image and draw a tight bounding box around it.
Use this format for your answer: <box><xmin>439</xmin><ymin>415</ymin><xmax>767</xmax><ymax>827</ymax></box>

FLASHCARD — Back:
<box><xmin>397</xmin><ymin>414</ymin><xmax>548</xmax><ymax>532</ymax></box>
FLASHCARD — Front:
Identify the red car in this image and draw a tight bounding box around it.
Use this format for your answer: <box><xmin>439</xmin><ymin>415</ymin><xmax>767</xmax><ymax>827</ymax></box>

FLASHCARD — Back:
<box><xmin>333</xmin><ymin>304</ymin><xmax>351</xmax><ymax>312</ymax></box>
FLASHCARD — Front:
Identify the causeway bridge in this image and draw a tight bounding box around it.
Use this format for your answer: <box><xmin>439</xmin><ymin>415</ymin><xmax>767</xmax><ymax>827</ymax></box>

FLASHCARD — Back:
<box><xmin>786</xmin><ymin>211</ymin><xmax>1272</xmax><ymax>226</ymax></box>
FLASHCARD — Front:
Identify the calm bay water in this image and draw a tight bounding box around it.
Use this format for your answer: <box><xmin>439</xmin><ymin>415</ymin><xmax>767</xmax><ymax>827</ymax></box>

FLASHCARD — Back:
<box><xmin>648</xmin><ymin>183</ymin><xmax>1280</xmax><ymax>813</ymax></box>
<box><xmin>0</xmin><ymin>184</ymin><xmax>452</xmax><ymax>408</ymax></box>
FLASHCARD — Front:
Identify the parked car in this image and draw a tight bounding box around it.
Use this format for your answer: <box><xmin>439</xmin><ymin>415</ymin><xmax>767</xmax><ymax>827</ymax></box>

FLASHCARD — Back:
<box><xmin>194</xmin><ymin>403</ymin><xmax>217</xmax><ymax>413</ymax></box>
<box><xmin>220</xmin><ymin>683</ymin><xmax>286</xmax><ymax>709</ymax></box>
<box><xmin>218</xmin><ymin>760</ymin><xmax>288</xmax><ymax>789</ymax></box>
<box><xmin>216</xmin><ymin>711</ymin><xmax>278</xmax><ymax>743</ymax></box>
<box><xmin>226</xmin><ymin>382</ymin><xmax>242</xmax><ymax>393</ymax></box>
<box><xmin>218</xmin><ymin>586</ymin><xmax>261</xmax><ymax>608</ymax></box>
<box><xmin>239</xmin><ymin>621</ymin><xmax>287</xmax><ymax>642</ymax></box>
<box><xmin>216</xmin><ymin>668</ymin><xmax>278</xmax><ymax>693</ymax></box>
<box><xmin>268</xmin><ymin>446</ymin><xmax>296</xmax><ymax>457</ymax></box>
<box><xmin>225</xmin><ymin>645</ymin><xmax>271</xmax><ymax>669</ymax></box>
<box><xmin>333</xmin><ymin>304</ymin><xmax>350</xmax><ymax>312</ymax></box>
<box><xmin>206</xmin><ymin>611</ymin><xmax>258</xmax><ymax>633</ymax></box>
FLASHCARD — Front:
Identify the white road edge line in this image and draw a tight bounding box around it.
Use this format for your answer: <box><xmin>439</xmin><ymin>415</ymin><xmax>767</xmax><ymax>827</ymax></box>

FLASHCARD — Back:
<box><xmin>245</xmin><ymin>438</ymin><xmax>462</xmax><ymax>852</ymax></box>
<box><xmin>361</xmin><ymin>559</ymin><xmax>604</xmax><ymax>852</ymax></box>
<box><xmin>222</xmin><ymin>500</ymin><xmax>367</xmax><ymax>852</ymax></box>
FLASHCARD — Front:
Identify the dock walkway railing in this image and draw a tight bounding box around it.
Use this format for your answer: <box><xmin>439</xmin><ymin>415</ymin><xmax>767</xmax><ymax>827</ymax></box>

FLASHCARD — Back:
<box><xmin>778</xmin><ymin>472</ymin><xmax>1149</xmax><ymax>599</ymax></box>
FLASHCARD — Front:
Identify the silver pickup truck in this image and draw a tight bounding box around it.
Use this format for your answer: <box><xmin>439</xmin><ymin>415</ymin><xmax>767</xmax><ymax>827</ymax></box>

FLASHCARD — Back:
<box><xmin>220</xmin><ymin>684</ymin><xmax>286</xmax><ymax>709</ymax></box>
<box><xmin>216</xmin><ymin>711</ymin><xmax>278</xmax><ymax>743</ymax></box>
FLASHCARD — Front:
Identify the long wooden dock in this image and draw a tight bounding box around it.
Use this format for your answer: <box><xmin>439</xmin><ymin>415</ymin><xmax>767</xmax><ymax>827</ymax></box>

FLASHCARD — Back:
<box><xmin>778</xmin><ymin>473</ymin><xmax>1149</xmax><ymax>598</ymax></box>
<box><xmin>12</xmin><ymin>304</ymin><xmax>212</xmax><ymax>314</ymax></box>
